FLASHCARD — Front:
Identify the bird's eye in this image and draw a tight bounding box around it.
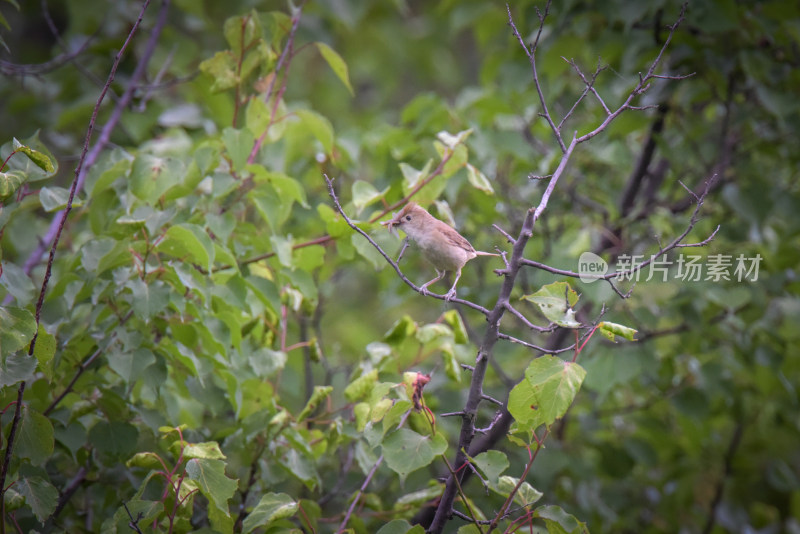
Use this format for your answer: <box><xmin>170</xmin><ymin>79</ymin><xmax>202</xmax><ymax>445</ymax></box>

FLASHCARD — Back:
<box><xmin>405</xmin><ymin>215</ymin><xmax>411</xmax><ymax>221</ymax></box>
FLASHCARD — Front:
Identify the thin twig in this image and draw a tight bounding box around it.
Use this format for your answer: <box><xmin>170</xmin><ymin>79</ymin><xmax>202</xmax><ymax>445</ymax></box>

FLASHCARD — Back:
<box><xmin>507</xmin><ymin>1</ymin><xmax>565</xmax><ymax>152</ymax></box>
<box><xmin>559</xmin><ymin>58</ymin><xmax>609</xmax><ymax>127</ymax></box>
<box><xmin>497</xmin><ymin>332</ymin><xmax>574</xmax><ymax>354</ymax></box>
<box><xmin>504</xmin><ymin>303</ymin><xmax>554</xmax><ymax>333</ymax></box>
<box><xmin>574</xmin><ymin>3</ymin><xmax>690</xmax><ymax>145</ymax></box>
<box><xmin>519</xmin><ymin>182</ymin><xmax>720</xmax><ymax>287</ymax></box>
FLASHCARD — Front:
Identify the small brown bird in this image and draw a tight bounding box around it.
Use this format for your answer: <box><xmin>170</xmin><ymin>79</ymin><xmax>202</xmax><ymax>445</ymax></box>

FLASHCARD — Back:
<box><xmin>383</xmin><ymin>202</ymin><xmax>497</xmax><ymax>300</ymax></box>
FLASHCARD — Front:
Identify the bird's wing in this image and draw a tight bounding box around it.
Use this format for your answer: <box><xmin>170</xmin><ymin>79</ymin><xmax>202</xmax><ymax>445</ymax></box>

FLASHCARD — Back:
<box><xmin>436</xmin><ymin>222</ymin><xmax>475</xmax><ymax>253</ymax></box>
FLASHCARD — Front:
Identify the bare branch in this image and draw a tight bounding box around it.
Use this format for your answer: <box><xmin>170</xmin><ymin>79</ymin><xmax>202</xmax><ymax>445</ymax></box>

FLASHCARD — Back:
<box><xmin>481</xmin><ymin>394</ymin><xmax>504</xmax><ymax>406</ymax></box>
<box><xmin>560</xmin><ymin>57</ymin><xmax>610</xmax><ymax>128</ymax></box>
<box><xmin>519</xmin><ymin>178</ymin><xmax>720</xmax><ymax>294</ymax></box>
<box><xmin>492</xmin><ymin>223</ymin><xmax>516</xmax><ymax>244</ymax></box>
<box><xmin>575</xmin><ymin>3</ymin><xmax>689</xmax><ymax>145</ymax></box>
<box><xmin>497</xmin><ymin>332</ymin><xmax>574</xmax><ymax>354</ymax></box>
<box><xmin>507</xmin><ymin>2</ymin><xmax>566</xmax><ymax>152</ymax></box>
<box><xmin>504</xmin><ymin>303</ymin><xmax>554</xmax><ymax>333</ymax></box>
<box><xmin>652</xmin><ymin>73</ymin><xmax>696</xmax><ymax>80</ymax></box>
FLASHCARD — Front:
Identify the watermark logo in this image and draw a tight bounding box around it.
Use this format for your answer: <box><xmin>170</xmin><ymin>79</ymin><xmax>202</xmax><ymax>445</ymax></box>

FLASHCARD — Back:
<box><xmin>577</xmin><ymin>252</ymin><xmax>762</xmax><ymax>283</ymax></box>
<box><xmin>578</xmin><ymin>251</ymin><xmax>608</xmax><ymax>283</ymax></box>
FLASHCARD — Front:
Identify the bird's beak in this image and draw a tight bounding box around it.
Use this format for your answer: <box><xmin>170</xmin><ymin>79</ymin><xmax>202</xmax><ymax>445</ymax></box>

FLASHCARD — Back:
<box><xmin>381</xmin><ymin>213</ymin><xmax>401</xmax><ymax>238</ymax></box>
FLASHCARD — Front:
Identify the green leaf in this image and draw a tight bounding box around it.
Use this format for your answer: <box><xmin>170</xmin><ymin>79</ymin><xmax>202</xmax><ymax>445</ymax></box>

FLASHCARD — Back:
<box><xmin>209</xmin><ymin>500</ymin><xmax>236</xmax><ymax>534</ymax></box>
<box><xmin>222</xmin><ymin>127</ymin><xmax>254</xmax><ymax>172</ymax></box>
<box><xmin>399</xmin><ymin>160</ymin><xmax>433</xmax><ymax>191</ymax></box>
<box><xmin>129</xmin><ymin>154</ymin><xmax>186</xmax><ymax>202</ymax></box>
<box><xmin>17</xmin><ymin>405</ymin><xmax>54</xmax><ymax>466</ymax></box>
<box><xmin>224</xmin><ymin>10</ymin><xmax>261</xmax><ymax>55</ymax></box>
<box><xmin>185</xmin><ymin>458</ymin><xmax>238</xmax><ymax>514</ymax></box>
<box><xmin>508</xmin><ymin>355</ymin><xmax>586</xmax><ymax>431</ymax></box>
<box><xmin>597</xmin><ymin>321</ymin><xmax>637</xmax><ymax>342</ymax></box>
<box><xmin>85</xmin><ymin>149</ymin><xmax>131</xmax><ymax>196</ymax></box>
<box><xmin>471</xmin><ymin>450</ymin><xmax>509</xmax><ymax>484</ymax></box>
<box><xmin>126</xmin><ymin>451</ymin><xmax>164</xmax><ymax>470</ymax></box>
<box><xmin>382</xmin><ymin>429</ymin><xmax>447</xmax><ymax>478</ymax></box>
<box><xmin>344</xmin><ymin>369</ymin><xmax>379</xmax><ymax>402</ymax></box>
<box><xmin>296</xmin><ymin>385</ymin><xmax>333</xmax><ymax>423</ymax></box>
<box><xmin>0</xmin><ymin>262</ymin><xmax>35</xmax><ymax>303</ymax></box>
<box><xmin>436</xmin><ymin>129</ymin><xmax>472</xmax><ymax>149</ymax></box>
<box><xmin>466</xmin><ymin>163</ymin><xmax>494</xmax><ymax>194</ymax></box>
<box><xmin>315</xmin><ymin>42</ymin><xmax>354</xmax><ymax>95</ymax></box>
<box><xmin>107</xmin><ymin>347</ymin><xmax>155</xmax><ymax>384</ymax></box>
<box><xmin>79</xmin><ymin>238</ymin><xmax>130</xmax><ymax>276</ymax></box>
<box><xmin>88</xmin><ymin>421</ymin><xmax>138</xmax><ymax>460</ymax></box>
<box><xmin>0</xmin><ymin>170</ymin><xmax>26</xmax><ymax>200</ymax></box>
<box><xmin>157</xmin><ymin>223</ymin><xmax>215</xmax><ymax>272</ymax></box>
<box><xmin>2</xmin><ymin>133</ymin><xmax>57</xmax><ymax>182</ymax></box>
<box><xmin>248</xmin><ymin>347</ymin><xmax>287</xmax><ymax>378</ymax></box>
<box><xmin>245</xmin><ymin>96</ymin><xmax>271</xmax><ymax>137</ymax></box>
<box><xmin>394</xmin><ymin>485</ymin><xmax>445</xmax><ymax>508</ymax></box>
<box><xmin>534</xmin><ymin>504</ymin><xmax>588</xmax><ymax>534</ymax></box>
<box><xmin>521</xmin><ymin>281</ymin><xmax>581</xmax><ymax>328</ymax></box>
<box><xmin>16</xmin><ymin>476</ymin><xmax>57</xmax><ymax>524</ymax></box>
<box><xmin>382</xmin><ymin>399</ymin><xmax>412</xmax><ymax>434</ymax></box>
<box><xmin>249</xmin><ymin>166</ymin><xmax>308</xmax><ymax>230</ymax></box>
<box><xmin>351</xmin><ymin>233</ymin><xmax>386</xmax><ymax>270</ymax></box>
<box><xmin>180</xmin><ymin>441</ymin><xmax>226</xmax><ymax>460</ymax></box>
<box><xmin>494</xmin><ymin>476</ymin><xmax>543</xmax><ymax>507</ymax></box>
<box><xmin>416</xmin><ymin>323</ymin><xmax>451</xmax><ymax>344</ymax></box>
<box><xmin>126</xmin><ymin>278</ymin><xmax>171</xmax><ymax>320</ymax></box>
<box><xmin>0</xmin><ymin>352</ymin><xmax>36</xmax><ymax>387</ymax></box>
<box><xmin>242</xmin><ymin>492</ymin><xmax>298</xmax><ymax>534</ymax></box>
<box><xmin>270</xmin><ymin>234</ymin><xmax>294</xmax><ymax>268</ymax></box>
<box><xmin>14</xmin><ymin>144</ymin><xmax>55</xmax><ymax>173</ymax></box>
<box><xmin>434</xmin><ymin>142</ymin><xmax>468</xmax><ymax>179</ymax></box>
<box><xmin>295</xmin><ymin>109</ymin><xmax>334</xmax><ymax>155</ymax></box>
<box><xmin>32</xmin><ymin>325</ymin><xmax>55</xmax><ymax>380</ymax></box>
<box><xmin>384</xmin><ymin>315</ymin><xmax>417</xmax><ymax>344</ymax></box>
<box><xmin>0</xmin><ymin>306</ymin><xmax>35</xmax><ymax>359</ymax></box>
<box><xmin>109</xmin><ymin>500</ymin><xmax>162</xmax><ymax>532</ymax></box>
<box><xmin>199</xmin><ymin>50</ymin><xmax>239</xmax><ymax>93</ymax></box>
<box><xmin>376</xmin><ymin>520</ymin><xmax>426</xmax><ymax>534</ymax></box>
<box><xmin>282</xmin><ymin>447</ymin><xmax>320</xmax><ymax>489</ymax></box>
<box><xmin>352</xmin><ymin>180</ymin><xmax>389</xmax><ymax>213</ymax></box>
<box><xmin>442</xmin><ymin>309</ymin><xmax>469</xmax><ymax>344</ymax></box>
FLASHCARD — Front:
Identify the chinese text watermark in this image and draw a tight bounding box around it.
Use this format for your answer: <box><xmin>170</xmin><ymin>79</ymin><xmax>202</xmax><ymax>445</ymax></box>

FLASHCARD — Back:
<box><xmin>578</xmin><ymin>253</ymin><xmax>762</xmax><ymax>284</ymax></box>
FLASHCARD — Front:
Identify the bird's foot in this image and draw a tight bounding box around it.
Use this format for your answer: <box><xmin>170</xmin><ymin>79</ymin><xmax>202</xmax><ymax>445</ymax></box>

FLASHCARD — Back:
<box><xmin>444</xmin><ymin>289</ymin><xmax>457</xmax><ymax>301</ymax></box>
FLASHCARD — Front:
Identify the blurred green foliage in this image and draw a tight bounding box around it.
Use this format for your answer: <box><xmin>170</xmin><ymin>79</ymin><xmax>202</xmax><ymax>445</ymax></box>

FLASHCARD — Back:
<box><xmin>0</xmin><ymin>0</ymin><xmax>798</xmax><ymax>532</ymax></box>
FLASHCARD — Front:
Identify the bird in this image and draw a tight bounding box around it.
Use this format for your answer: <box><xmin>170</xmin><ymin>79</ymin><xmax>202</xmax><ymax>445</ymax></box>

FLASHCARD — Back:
<box><xmin>382</xmin><ymin>202</ymin><xmax>497</xmax><ymax>300</ymax></box>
